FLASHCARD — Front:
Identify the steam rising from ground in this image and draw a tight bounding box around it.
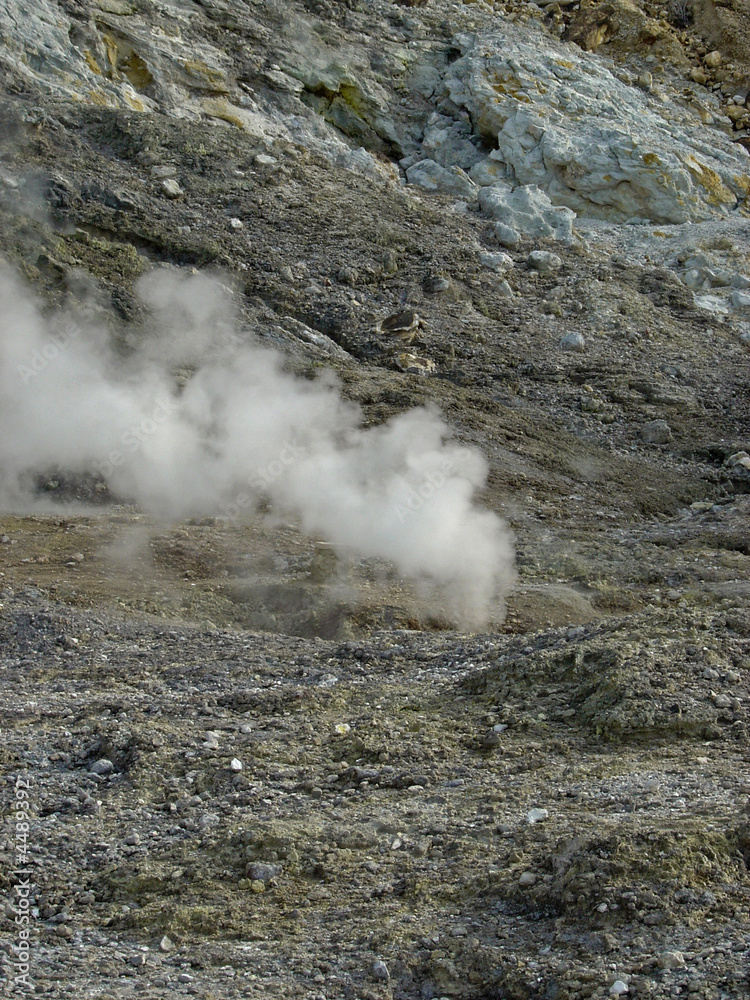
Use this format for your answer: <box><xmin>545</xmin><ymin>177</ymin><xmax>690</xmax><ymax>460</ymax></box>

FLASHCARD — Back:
<box><xmin>0</xmin><ymin>265</ymin><xmax>515</xmax><ymax>628</ymax></box>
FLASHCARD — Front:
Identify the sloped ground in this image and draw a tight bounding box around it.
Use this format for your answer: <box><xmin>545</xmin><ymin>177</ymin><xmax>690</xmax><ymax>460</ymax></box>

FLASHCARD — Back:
<box><xmin>1</xmin><ymin>0</ymin><xmax>750</xmax><ymax>997</ymax></box>
<box><xmin>0</xmin><ymin>592</ymin><xmax>748</xmax><ymax>998</ymax></box>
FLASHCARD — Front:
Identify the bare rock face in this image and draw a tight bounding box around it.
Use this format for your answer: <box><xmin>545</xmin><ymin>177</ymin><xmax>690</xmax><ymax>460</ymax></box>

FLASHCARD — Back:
<box><xmin>439</xmin><ymin>25</ymin><xmax>750</xmax><ymax>224</ymax></box>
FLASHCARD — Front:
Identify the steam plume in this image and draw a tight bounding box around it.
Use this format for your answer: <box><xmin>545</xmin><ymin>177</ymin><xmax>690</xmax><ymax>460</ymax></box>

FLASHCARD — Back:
<box><xmin>0</xmin><ymin>265</ymin><xmax>515</xmax><ymax>628</ymax></box>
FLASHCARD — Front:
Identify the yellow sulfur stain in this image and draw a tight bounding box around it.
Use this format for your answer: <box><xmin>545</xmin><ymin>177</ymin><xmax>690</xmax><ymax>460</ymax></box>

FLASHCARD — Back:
<box><xmin>102</xmin><ymin>32</ymin><xmax>119</xmax><ymax>75</ymax></box>
<box><xmin>88</xmin><ymin>90</ymin><xmax>113</xmax><ymax>107</ymax></box>
<box><xmin>182</xmin><ymin>59</ymin><xmax>229</xmax><ymax>93</ymax></box>
<box><xmin>124</xmin><ymin>92</ymin><xmax>145</xmax><ymax>111</ymax></box>
<box><xmin>684</xmin><ymin>156</ymin><xmax>740</xmax><ymax>207</ymax></box>
<box><xmin>84</xmin><ymin>50</ymin><xmax>102</xmax><ymax>75</ymax></box>
<box><xmin>202</xmin><ymin>98</ymin><xmax>246</xmax><ymax>130</ymax></box>
<box><xmin>100</xmin><ymin>31</ymin><xmax>153</xmax><ymax>89</ymax></box>
<box><xmin>643</xmin><ymin>152</ymin><xmax>661</xmax><ymax>167</ymax></box>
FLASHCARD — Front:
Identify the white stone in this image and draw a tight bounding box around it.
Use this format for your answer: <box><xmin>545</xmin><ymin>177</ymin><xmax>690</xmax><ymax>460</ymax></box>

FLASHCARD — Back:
<box><xmin>230</xmin><ymin>758</ymin><xmax>243</xmax><ymax>772</ymax></box>
<box><xmin>406</xmin><ymin>159</ymin><xmax>477</xmax><ymax>200</ymax></box>
<box><xmin>495</xmin><ymin>223</ymin><xmax>521</xmax><ymax>247</ymax></box>
<box><xmin>657</xmin><ymin>951</ymin><xmax>686</xmax><ymax>970</ymax></box>
<box><xmin>470</xmin><ymin>155</ymin><xmax>511</xmax><ymax>187</ymax></box>
<box><xmin>640</xmin><ymin>419</ymin><xmax>672</xmax><ymax>444</ymax></box>
<box><xmin>560</xmin><ymin>332</ymin><xmax>586</xmax><ymax>352</ymax></box>
<box><xmin>160</xmin><ymin>178</ymin><xmax>184</xmax><ymax>199</ymax></box>
<box><xmin>610</xmin><ymin>981</ymin><xmax>629</xmax><ymax>995</ymax></box>
<box><xmin>526</xmin><ymin>808</ymin><xmax>549</xmax><ymax>824</ymax></box>
<box><xmin>480</xmin><ymin>252</ymin><xmax>515</xmax><ymax>272</ymax></box>
<box><xmin>421</xmin><ymin>115</ymin><xmax>483</xmax><ymax>171</ymax></box>
<box><xmin>480</xmin><ymin>184</ymin><xmax>575</xmax><ymax>242</ymax></box>
<box><xmin>528</xmin><ymin>250</ymin><xmax>562</xmax><ymax>273</ymax></box>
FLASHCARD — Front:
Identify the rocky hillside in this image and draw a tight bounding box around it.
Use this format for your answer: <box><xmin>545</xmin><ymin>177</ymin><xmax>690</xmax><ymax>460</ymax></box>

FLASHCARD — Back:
<box><xmin>0</xmin><ymin>1</ymin><xmax>749</xmax><ymax>998</ymax></box>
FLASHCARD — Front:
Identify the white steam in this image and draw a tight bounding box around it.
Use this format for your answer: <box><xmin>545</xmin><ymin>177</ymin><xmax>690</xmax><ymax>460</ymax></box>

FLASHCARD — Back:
<box><xmin>0</xmin><ymin>265</ymin><xmax>515</xmax><ymax>628</ymax></box>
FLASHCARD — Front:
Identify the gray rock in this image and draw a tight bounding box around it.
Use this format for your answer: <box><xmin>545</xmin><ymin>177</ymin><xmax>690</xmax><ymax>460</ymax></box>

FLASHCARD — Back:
<box><xmin>372</xmin><ymin>960</ymin><xmax>390</xmax><ymax>981</ymax></box>
<box><xmin>657</xmin><ymin>951</ymin><xmax>686</xmax><ymax>970</ymax></box>
<box><xmin>526</xmin><ymin>807</ymin><xmax>549</xmax><ymax>824</ymax></box>
<box><xmin>424</xmin><ymin>275</ymin><xmax>451</xmax><ymax>293</ymax></box>
<box><xmin>640</xmin><ymin>420</ymin><xmax>673</xmax><ymax>444</ymax></box>
<box><xmin>420</xmin><ymin>114</ymin><xmax>484</xmax><ymax>171</ymax></box>
<box><xmin>406</xmin><ymin>159</ymin><xmax>477</xmax><ymax>200</ymax></box>
<box><xmin>528</xmin><ymin>250</ymin><xmax>562</xmax><ymax>274</ymax></box>
<box><xmin>90</xmin><ymin>759</ymin><xmax>114</xmax><ymax>776</ymax></box>
<box><xmin>494</xmin><ymin>223</ymin><xmax>521</xmax><ymax>247</ymax></box>
<box><xmin>245</xmin><ymin>862</ymin><xmax>281</xmax><ymax>883</ymax></box>
<box><xmin>151</xmin><ymin>165</ymin><xmax>178</xmax><ymax>179</ymax></box>
<box><xmin>160</xmin><ymin>178</ymin><xmax>184</xmax><ymax>199</ymax></box>
<box><xmin>560</xmin><ymin>332</ymin><xmax>585</xmax><ymax>352</ymax></box>
<box><xmin>479</xmin><ymin>251</ymin><xmax>515</xmax><ymax>272</ymax></box>
<box><xmin>480</xmin><ymin>184</ymin><xmax>575</xmax><ymax>243</ymax></box>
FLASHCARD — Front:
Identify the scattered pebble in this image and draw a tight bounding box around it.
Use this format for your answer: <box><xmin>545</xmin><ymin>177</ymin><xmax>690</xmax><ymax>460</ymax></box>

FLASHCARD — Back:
<box><xmin>640</xmin><ymin>419</ymin><xmax>672</xmax><ymax>444</ymax></box>
<box><xmin>89</xmin><ymin>759</ymin><xmax>114</xmax><ymax>776</ymax></box>
<box><xmin>528</xmin><ymin>250</ymin><xmax>562</xmax><ymax>274</ymax></box>
<box><xmin>245</xmin><ymin>862</ymin><xmax>280</xmax><ymax>883</ymax></box>
<box><xmin>560</xmin><ymin>331</ymin><xmax>585</xmax><ymax>352</ymax></box>
<box><xmin>372</xmin><ymin>960</ymin><xmax>390</xmax><ymax>981</ymax></box>
<box><xmin>526</xmin><ymin>808</ymin><xmax>549</xmax><ymax>824</ymax></box>
<box><xmin>480</xmin><ymin>251</ymin><xmax>515</xmax><ymax>272</ymax></box>
<box><xmin>160</xmin><ymin>178</ymin><xmax>184</xmax><ymax>198</ymax></box>
<box><xmin>657</xmin><ymin>950</ymin><xmax>686</xmax><ymax>970</ymax></box>
<box><xmin>495</xmin><ymin>223</ymin><xmax>520</xmax><ymax>247</ymax></box>
<box><xmin>151</xmin><ymin>164</ymin><xmax>177</xmax><ymax>179</ymax></box>
<box><xmin>424</xmin><ymin>275</ymin><xmax>451</xmax><ymax>293</ymax></box>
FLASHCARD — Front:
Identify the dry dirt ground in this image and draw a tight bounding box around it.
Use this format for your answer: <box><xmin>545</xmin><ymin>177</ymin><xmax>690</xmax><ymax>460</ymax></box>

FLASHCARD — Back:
<box><xmin>1</xmin><ymin>0</ymin><xmax>750</xmax><ymax>998</ymax></box>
